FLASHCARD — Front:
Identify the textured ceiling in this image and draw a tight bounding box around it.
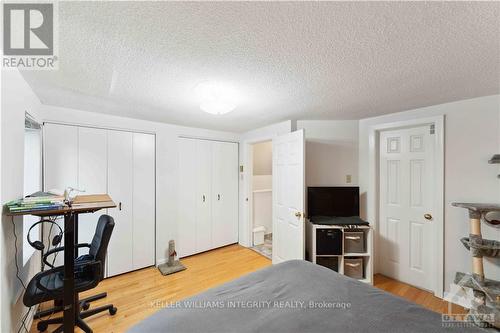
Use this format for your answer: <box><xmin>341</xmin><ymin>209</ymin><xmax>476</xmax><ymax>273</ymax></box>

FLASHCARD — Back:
<box><xmin>22</xmin><ymin>1</ymin><xmax>500</xmax><ymax>132</ymax></box>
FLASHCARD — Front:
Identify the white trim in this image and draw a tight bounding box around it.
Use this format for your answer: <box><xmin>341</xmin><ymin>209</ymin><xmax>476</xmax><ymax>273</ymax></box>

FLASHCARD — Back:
<box><xmin>367</xmin><ymin>115</ymin><xmax>445</xmax><ymax>298</ymax></box>
<box><xmin>241</xmin><ymin>136</ymin><xmax>275</xmax><ymax>247</ymax></box>
<box><xmin>178</xmin><ymin>135</ymin><xmax>239</xmax><ymax>144</ymax></box>
<box><xmin>42</xmin><ymin>120</ymin><xmax>157</xmax><ymax>136</ymax></box>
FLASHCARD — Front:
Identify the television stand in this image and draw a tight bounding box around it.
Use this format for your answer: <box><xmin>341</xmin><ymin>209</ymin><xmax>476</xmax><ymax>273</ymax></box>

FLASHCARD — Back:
<box><xmin>306</xmin><ymin>219</ymin><xmax>373</xmax><ymax>284</ymax></box>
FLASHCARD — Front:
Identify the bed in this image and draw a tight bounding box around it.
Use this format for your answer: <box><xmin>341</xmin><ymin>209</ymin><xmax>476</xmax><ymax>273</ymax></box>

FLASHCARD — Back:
<box><xmin>129</xmin><ymin>260</ymin><xmax>482</xmax><ymax>332</ymax></box>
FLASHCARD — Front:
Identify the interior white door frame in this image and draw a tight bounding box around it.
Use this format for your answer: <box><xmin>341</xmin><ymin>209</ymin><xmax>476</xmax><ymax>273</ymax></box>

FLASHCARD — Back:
<box><xmin>242</xmin><ymin>135</ymin><xmax>277</xmax><ymax>247</ymax></box>
<box><xmin>367</xmin><ymin>115</ymin><xmax>444</xmax><ymax>298</ymax></box>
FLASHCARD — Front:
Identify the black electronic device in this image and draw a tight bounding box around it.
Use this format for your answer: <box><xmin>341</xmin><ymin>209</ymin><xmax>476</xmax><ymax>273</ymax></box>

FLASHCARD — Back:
<box><xmin>307</xmin><ymin>186</ymin><xmax>359</xmax><ymax>218</ymax></box>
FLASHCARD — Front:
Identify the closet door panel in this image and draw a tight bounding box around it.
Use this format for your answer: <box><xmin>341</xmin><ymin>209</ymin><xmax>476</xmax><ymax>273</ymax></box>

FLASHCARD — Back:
<box><xmin>77</xmin><ymin>127</ymin><xmax>108</xmax><ymax>246</ymax></box>
<box><xmin>44</xmin><ymin>123</ymin><xmax>78</xmax><ymax>266</ymax></box>
<box><xmin>212</xmin><ymin>142</ymin><xmax>239</xmax><ymax>248</ymax></box>
<box><xmin>132</xmin><ymin>133</ymin><xmax>155</xmax><ymax>269</ymax></box>
<box><xmin>195</xmin><ymin>140</ymin><xmax>212</xmax><ymax>253</ymax></box>
<box><xmin>178</xmin><ymin>138</ymin><xmax>197</xmax><ymax>258</ymax></box>
<box><xmin>107</xmin><ymin>130</ymin><xmax>134</xmax><ymax>277</ymax></box>
<box><xmin>44</xmin><ymin>123</ymin><xmax>78</xmax><ymax>191</ymax></box>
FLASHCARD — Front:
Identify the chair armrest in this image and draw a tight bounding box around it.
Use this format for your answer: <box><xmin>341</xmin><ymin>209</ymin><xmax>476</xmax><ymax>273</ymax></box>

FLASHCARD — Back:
<box><xmin>74</xmin><ymin>260</ymin><xmax>102</xmax><ymax>290</ymax></box>
<box><xmin>43</xmin><ymin>243</ymin><xmax>91</xmax><ymax>268</ymax></box>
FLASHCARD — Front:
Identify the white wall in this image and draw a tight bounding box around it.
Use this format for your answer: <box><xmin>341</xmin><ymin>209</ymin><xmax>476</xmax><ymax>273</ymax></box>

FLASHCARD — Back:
<box><xmin>252</xmin><ymin>191</ymin><xmax>272</xmax><ymax>235</ymax></box>
<box><xmin>1</xmin><ymin>70</ymin><xmax>42</xmax><ymax>333</ymax></box>
<box><xmin>253</xmin><ymin>175</ymin><xmax>272</xmax><ymax>191</ymax></box>
<box><xmin>297</xmin><ymin>120</ymin><xmax>359</xmax><ymax>187</ymax></box>
<box><xmin>358</xmin><ymin>95</ymin><xmax>500</xmax><ymax>291</ymax></box>
<box><xmin>252</xmin><ymin>141</ymin><xmax>272</xmax><ymax>176</ymax></box>
<box><xmin>239</xmin><ymin>121</ymin><xmax>292</xmax><ymax>246</ymax></box>
<box><xmin>39</xmin><ymin>104</ymin><xmax>239</xmax><ymax>266</ymax></box>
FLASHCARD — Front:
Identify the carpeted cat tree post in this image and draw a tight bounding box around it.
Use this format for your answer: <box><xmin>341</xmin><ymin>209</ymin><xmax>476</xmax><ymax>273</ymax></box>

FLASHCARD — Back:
<box><xmin>158</xmin><ymin>240</ymin><xmax>186</xmax><ymax>275</ymax></box>
<box><xmin>452</xmin><ymin>203</ymin><xmax>500</xmax><ymax>329</ymax></box>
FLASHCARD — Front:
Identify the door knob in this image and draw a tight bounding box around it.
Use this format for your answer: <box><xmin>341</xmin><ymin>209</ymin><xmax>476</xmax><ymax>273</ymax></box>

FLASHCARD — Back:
<box><xmin>295</xmin><ymin>212</ymin><xmax>302</xmax><ymax>218</ymax></box>
<box><xmin>424</xmin><ymin>213</ymin><xmax>433</xmax><ymax>220</ymax></box>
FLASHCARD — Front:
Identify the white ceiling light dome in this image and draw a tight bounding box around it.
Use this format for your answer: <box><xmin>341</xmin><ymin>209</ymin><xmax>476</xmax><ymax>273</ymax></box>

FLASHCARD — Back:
<box><xmin>195</xmin><ymin>81</ymin><xmax>239</xmax><ymax>115</ymax></box>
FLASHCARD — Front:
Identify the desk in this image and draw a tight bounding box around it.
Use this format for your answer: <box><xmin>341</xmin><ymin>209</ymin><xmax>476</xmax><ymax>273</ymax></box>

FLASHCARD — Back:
<box><xmin>7</xmin><ymin>194</ymin><xmax>116</xmax><ymax>333</ymax></box>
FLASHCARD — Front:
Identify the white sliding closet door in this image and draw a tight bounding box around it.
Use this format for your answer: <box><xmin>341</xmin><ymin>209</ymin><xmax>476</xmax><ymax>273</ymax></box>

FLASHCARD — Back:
<box><xmin>107</xmin><ymin>131</ymin><xmax>134</xmax><ymax>276</ymax></box>
<box><xmin>44</xmin><ymin>124</ymin><xmax>156</xmax><ymax>276</ymax></box>
<box><xmin>195</xmin><ymin>140</ymin><xmax>213</xmax><ymax>253</ymax></box>
<box><xmin>178</xmin><ymin>138</ymin><xmax>239</xmax><ymax>258</ymax></box>
<box><xmin>132</xmin><ymin>133</ymin><xmax>155</xmax><ymax>270</ymax></box>
<box><xmin>211</xmin><ymin>142</ymin><xmax>238</xmax><ymax>248</ymax></box>
<box><xmin>44</xmin><ymin>123</ymin><xmax>78</xmax><ymax>266</ymax></box>
<box><xmin>178</xmin><ymin>138</ymin><xmax>197</xmax><ymax>258</ymax></box>
<box><xmin>77</xmin><ymin>127</ymin><xmax>107</xmax><ymax>245</ymax></box>
<box><xmin>44</xmin><ymin>123</ymin><xmax>78</xmax><ymax>191</ymax></box>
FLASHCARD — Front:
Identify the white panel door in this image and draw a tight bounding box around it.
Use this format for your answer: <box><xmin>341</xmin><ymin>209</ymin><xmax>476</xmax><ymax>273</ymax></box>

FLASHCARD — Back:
<box><xmin>379</xmin><ymin>125</ymin><xmax>434</xmax><ymax>291</ymax></box>
<box><xmin>77</xmin><ymin>127</ymin><xmax>108</xmax><ymax>246</ymax></box>
<box><xmin>195</xmin><ymin>140</ymin><xmax>212</xmax><ymax>253</ymax></box>
<box><xmin>272</xmin><ymin>129</ymin><xmax>305</xmax><ymax>264</ymax></box>
<box><xmin>132</xmin><ymin>133</ymin><xmax>155</xmax><ymax>269</ymax></box>
<box><xmin>178</xmin><ymin>138</ymin><xmax>197</xmax><ymax>258</ymax></box>
<box><xmin>107</xmin><ymin>130</ymin><xmax>134</xmax><ymax>276</ymax></box>
<box><xmin>211</xmin><ymin>141</ymin><xmax>238</xmax><ymax>248</ymax></box>
<box><xmin>44</xmin><ymin>123</ymin><xmax>78</xmax><ymax>191</ymax></box>
<box><xmin>44</xmin><ymin>123</ymin><xmax>78</xmax><ymax>266</ymax></box>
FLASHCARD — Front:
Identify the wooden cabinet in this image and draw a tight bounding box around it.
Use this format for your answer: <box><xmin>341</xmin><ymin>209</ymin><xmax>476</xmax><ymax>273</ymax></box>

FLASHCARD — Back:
<box><xmin>178</xmin><ymin>138</ymin><xmax>238</xmax><ymax>258</ymax></box>
<box><xmin>44</xmin><ymin>123</ymin><xmax>156</xmax><ymax>277</ymax></box>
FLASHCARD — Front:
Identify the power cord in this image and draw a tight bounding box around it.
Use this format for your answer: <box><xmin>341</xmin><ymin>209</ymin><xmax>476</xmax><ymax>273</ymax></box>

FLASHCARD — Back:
<box><xmin>11</xmin><ymin>216</ymin><xmax>30</xmax><ymax>333</ymax></box>
<box><xmin>12</xmin><ymin>216</ymin><xmax>64</xmax><ymax>333</ymax></box>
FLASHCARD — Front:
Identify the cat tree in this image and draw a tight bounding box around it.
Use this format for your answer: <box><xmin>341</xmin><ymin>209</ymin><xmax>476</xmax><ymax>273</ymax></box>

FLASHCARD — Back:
<box><xmin>452</xmin><ymin>203</ymin><xmax>500</xmax><ymax>329</ymax></box>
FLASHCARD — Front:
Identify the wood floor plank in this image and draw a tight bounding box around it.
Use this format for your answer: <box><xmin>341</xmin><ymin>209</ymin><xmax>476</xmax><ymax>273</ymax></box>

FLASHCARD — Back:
<box><xmin>30</xmin><ymin>245</ymin><xmax>464</xmax><ymax>332</ymax></box>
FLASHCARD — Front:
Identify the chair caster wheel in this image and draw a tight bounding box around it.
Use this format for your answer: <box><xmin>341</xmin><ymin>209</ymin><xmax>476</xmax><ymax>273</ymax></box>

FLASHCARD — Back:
<box><xmin>81</xmin><ymin>302</ymin><xmax>90</xmax><ymax>310</ymax></box>
<box><xmin>37</xmin><ymin>322</ymin><xmax>48</xmax><ymax>332</ymax></box>
<box><xmin>109</xmin><ymin>307</ymin><xmax>117</xmax><ymax>315</ymax></box>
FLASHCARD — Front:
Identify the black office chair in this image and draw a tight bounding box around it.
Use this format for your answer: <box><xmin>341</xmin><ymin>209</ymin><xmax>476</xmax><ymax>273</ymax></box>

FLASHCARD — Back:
<box><xmin>35</xmin><ymin>221</ymin><xmax>112</xmax><ymax>319</ymax></box>
<box><xmin>24</xmin><ymin>215</ymin><xmax>117</xmax><ymax>333</ymax></box>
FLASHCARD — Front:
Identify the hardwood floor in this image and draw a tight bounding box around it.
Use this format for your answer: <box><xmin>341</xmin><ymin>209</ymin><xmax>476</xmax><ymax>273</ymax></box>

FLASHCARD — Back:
<box><xmin>374</xmin><ymin>274</ymin><xmax>466</xmax><ymax>315</ymax></box>
<box><xmin>30</xmin><ymin>245</ymin><xmax>463</xmax><ymax>332</ymax></box>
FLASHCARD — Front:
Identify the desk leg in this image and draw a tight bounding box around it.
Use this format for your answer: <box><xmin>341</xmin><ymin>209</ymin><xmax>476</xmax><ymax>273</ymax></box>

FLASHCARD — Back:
<box><xmin>63</xmin><ymin>214</ymin><xmax>76</xmax><ymax>332</ymax></box>
<box><xmin>75</xmin><ymin>214</ymin><xmax>79</xmax><ymax>258</ymax></box>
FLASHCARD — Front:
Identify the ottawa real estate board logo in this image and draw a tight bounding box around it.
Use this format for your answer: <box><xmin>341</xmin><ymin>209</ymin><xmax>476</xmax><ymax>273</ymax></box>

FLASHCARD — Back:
<box><xmin>3</xmin><ymin>2</ymin><xmax>58</xmax><ymax>69</ymax></box>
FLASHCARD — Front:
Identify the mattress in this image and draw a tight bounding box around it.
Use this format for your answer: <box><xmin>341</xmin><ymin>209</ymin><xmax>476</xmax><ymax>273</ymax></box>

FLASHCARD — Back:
<box><xmin>129</xmin><ymin>260</ymin><xmax>482</xmax><ymax>333</ymax></box>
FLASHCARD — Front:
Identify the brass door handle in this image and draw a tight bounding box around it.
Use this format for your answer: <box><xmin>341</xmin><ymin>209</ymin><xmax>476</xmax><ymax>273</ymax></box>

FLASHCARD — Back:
<box><xmin>424</xmin><ymin>213</ymin><xmax>433</xmax><ymax>220</ymax></box>
<box><xmin>295</xmin><ymin>212</ymin><xmax>302</xmax><ymax>218</ymax></box>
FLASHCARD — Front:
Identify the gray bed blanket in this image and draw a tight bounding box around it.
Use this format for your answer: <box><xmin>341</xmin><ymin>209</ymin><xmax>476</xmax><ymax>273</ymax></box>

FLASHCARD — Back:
<box><xmin>129</xmin><ymin>260</ymin><xmax>482</xmax><ymax>333</ymax></box>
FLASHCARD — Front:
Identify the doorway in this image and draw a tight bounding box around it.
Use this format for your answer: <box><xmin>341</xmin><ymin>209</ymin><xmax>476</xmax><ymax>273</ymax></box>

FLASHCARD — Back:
<box><xmin>369</xmin><ymin>116</ymin><xmax>444</xmax><ymax>297</ymax></box>
<box><xmin>250</xmin><ymin>141</ymin><xmax>273</xmax><ymax>259</ymax></box>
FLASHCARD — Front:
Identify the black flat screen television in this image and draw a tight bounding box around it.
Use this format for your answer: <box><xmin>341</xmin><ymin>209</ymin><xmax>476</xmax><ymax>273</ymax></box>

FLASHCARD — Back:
<box><xmin>308</xmin><ymin>187</ymin><xmax>359</xmax><ymax>217</ymax></box>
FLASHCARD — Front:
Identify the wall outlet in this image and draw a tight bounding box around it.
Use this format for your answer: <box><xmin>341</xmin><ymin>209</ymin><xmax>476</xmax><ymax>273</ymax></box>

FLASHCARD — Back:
<box><xmin>346</xmin><ymin>175</ymin><xmax>352</xmax><ymax>183</ymax></box>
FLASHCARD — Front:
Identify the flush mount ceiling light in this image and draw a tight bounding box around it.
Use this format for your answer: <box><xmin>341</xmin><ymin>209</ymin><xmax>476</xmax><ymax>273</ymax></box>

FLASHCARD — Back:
<box><xmin>195</xmin><ymin>81</ymin><xmax>239</xmax><ymax>115</ymax></box>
